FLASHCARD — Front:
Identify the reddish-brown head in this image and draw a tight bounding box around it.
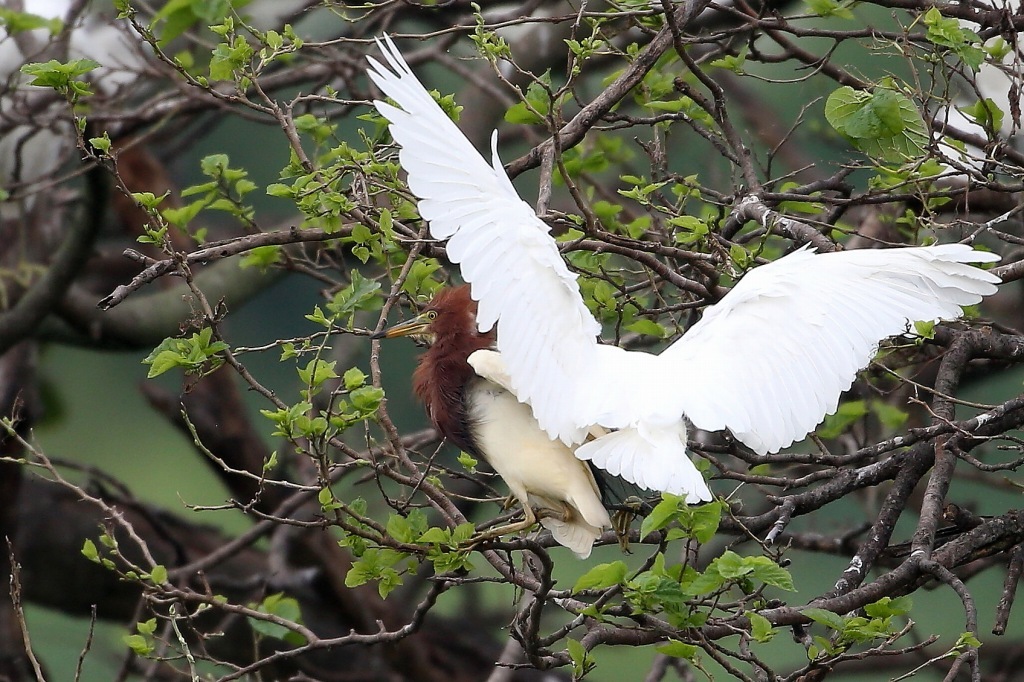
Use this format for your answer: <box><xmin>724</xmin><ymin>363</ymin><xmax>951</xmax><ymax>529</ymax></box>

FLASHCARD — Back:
<box><xmin>376</xmin><ymin>285</ymin><xmax>494</xmax><ymax>453</ymax></box>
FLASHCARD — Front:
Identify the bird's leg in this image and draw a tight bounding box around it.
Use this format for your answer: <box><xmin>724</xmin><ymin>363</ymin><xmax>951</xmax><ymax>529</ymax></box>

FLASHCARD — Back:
<box><xmin>611</xmin><ymin>496</ymin><xmax>645</xmax><ymax>553</ymax></box>
<box><xmin>461</xmin><ymin>505</ymin><xmax>539</xmax><ymax>550</ymax></box>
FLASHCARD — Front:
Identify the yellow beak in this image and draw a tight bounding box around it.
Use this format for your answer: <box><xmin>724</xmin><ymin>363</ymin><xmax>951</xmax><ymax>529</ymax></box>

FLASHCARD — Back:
<box><xmin>371</xmin><ymin>312</ymin><xmax>432</xmax><ymax>340</ymax></box>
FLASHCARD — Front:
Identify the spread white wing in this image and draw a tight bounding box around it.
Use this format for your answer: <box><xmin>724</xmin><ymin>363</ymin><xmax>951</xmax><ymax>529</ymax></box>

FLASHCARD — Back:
<box><xmin>367</xmin><ymin>36</ymin><xmax>1000</xmax><ymax>499</ymax></box>
<box><xmin>368</xmin><ymin>36</ymin><xmax>601</xmax><ymax>445</ymax></box>
<box><xmin>661</xmin><ymin>245</ymin><xmax>1000</xmax><ymax>455</ymax></box>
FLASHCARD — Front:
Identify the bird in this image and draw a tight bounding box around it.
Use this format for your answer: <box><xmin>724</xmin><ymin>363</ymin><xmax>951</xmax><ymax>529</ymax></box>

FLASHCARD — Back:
<box><xmin>374</xmin><ymin>286</ymin><xmax>612</xmax><ymax>558</ymax></box>
<box><xmin>366</xmin><ymin>36</ymin><xmax>1001</xmax><ymax>506</ymax></box>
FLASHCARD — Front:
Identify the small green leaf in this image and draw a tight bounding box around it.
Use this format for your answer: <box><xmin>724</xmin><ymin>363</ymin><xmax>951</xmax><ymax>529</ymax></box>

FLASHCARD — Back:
<box><xmin>656</xmin><ymin>640</ymin><xmax>697</xmax><ymax>660</ymax></box>
<box><xmin>123</xmin><ymin>633</ymin><xmax>153</xmax><ymax>656</ymax></box>
<box><xmin>749</xmin><ymin>558</ymin><xmax>795</xmax><ymax>591</ymax></box>
<box><xmin>573</xmin><ymin>561</ymin><xmax>628</xmax><ymax>592</ymax></box>
<box><xmin>350</xmin><ymin>386</ymin><xmax>385</xmax><ymax>413</ymax></box>
<box><xmin>81</xmin><ymin>539</ymin><xmax>99</xmax><ymax>562</ymax></box>
<box><xmin>248</xmin><ymin>594</ymin><xmax>305</xmax><ymax>644</ymax></box>
<box><xmin>865</xmin><ymin>595</ymin><xmax>912</xmax><ymax>618</ymax></box>
<box><xmin>625</xmin><ymin>319</ymin><xmax>668</xmax><ymax>339</ymax></box>
<box><xmin>343</xmin><ymin>367</ymin><xmax>367</xmax><ymax>390</ymax></box>
<box><xmin>802</xmin><ymin>607</ymin><xmax>847</xmax><ymax>631</ymax></box>
<box><xmin>748</xmin><ymin>611</ymin><xmax>775</xmax><ymax>642</ymax></box>
<box><xmin>456</xmin><ymin>451</ymin><xmax>477</xmax><ymax>471</ymax></box>
<box><xmin>955</xmin><ymin>631</ymin><xmax>982</xmax><ymax>649</ymax></box>
<box><xmin>150</xmin><ymin>565</ymin><xmax>168</xmax><ymax>585</ymax></box>
<box><xmin>913</xmin><ymin>320</ymin><xmax>936</xmax><ymax>339</ymax></box>
<box><xmin>640</xmin><ymin>494</ymin><xmax>682</xmax><ymax>538</ymax></box>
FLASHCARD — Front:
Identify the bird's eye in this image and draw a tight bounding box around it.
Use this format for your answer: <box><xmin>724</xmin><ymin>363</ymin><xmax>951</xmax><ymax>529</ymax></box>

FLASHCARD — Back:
<box><xmin>426</xmin><ymin>310</ymin><xmax>438</xmax><ymax>320</ymax></box>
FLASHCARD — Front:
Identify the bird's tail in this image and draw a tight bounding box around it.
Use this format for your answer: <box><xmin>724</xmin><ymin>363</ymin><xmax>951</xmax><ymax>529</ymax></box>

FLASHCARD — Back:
<box><xmin>539</xmin><ymin>516</ymin><xmax>604</xmax><ymax>559</ymax></box>
<box><xmin>575</xmin><ymin>423</ymin><xmax>712</xmax><ymax>501</ymax></box>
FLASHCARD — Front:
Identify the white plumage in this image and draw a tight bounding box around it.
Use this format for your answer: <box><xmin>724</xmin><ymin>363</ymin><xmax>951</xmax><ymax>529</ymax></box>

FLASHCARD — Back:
<box><xmin>367</xmin><ymin>36</ymin><xmax>1001</xmax><ymax>502</ymax></box>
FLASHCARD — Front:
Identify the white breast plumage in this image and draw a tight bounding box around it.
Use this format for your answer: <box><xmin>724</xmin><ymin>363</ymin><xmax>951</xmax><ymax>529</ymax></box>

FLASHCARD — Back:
<box><xmin>464</xmin><ymin>361</ymin><xmax>611</xmax><ymax>558</ymax></box>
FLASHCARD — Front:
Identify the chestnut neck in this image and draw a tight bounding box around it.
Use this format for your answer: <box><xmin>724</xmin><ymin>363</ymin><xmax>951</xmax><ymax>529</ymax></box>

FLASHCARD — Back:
<box><xmin>411</xmin><ymin>288</ymin><xmax>494</xmax><ymax>455</ymax></box>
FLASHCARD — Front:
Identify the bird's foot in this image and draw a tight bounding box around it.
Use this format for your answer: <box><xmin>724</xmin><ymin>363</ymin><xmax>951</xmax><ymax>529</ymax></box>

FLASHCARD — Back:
<box><xmin>611</xmin><ymin>496</ymin><xmax>646</xmax><ymax>553</ymax></box>
<box><xmin>459</xmin><ymin>513</ymin><xmax>539</xmax><ymax>551</ymax></box>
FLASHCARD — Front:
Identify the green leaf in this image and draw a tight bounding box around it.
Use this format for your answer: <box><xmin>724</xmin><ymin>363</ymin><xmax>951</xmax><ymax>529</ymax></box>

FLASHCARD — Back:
<box><xmin>297</xmin><ymin>359</ymin><xmax>338</xmax><ymax>388</ymax></box>
<box><xmin>0</xmin><ymin>8</ymin><xmax>63</xmax><ymax>35</ymax></box>
<box><xmin>816</xmin><ymin>399</ymin><xmax>869</xmax><ymax>439</ymax></box>
<box><xmin>504</xmin><ymin>75</ymin><xmax>556</xmax><ymax>125</ymax></box>
<box><xmin>456</xmin><ymin>451</ymin><xmax>478</xmax><ymax>471</ymax></box>
<box><xmin>625</xmin><ymin>319</ymin><xmax>668</xmax><ymax>339</ymax></box>
<box><xmin>749</xmin><ymin>557</ymin><xmax>795</xmax><ymax>591</ymax></box>
<box><xmin>123</xmin><ymin>633</ymin><xmax>153</xmax><ymax>656</ymax></box>
<box><xmin>565</xmin><ymin>637</ymin><xmax>589</xmax><ymax>676</ymax></box>
<box><xmin>327</xmin><ymin>271</ymin><xmax>382</xmax><ymax>322</ymax></box>
<box><xmin>714</xmin><ymin>551</ymin><xmax>751</xmax><ymax>579</ymax></box>
<box><xmin>805</xmin><ymin>0</ymin><xmax>854</xmax><ymax>18</ymax></box>
<box><xmin>249</xmin><ymin>593</ymin><xmax>305</xmax><ymax>644</ymax></box>
<box><xmin>350</xmin><ymin>386</ymin><xmax>385</xmax><ymax>413</ymax></box>
<box><xmin>870</xmin><ymin>400</ymin><xmax>908</xmax><ymax>430</ymax></box>
<box><xmin>824</xmin><ymin>86</ymin><xmax>928</xmax><ymax>162</ymax></box>
<box><xmin>748</xmin><ymin>611</ymin><xmax>776</xmax><ymax>642</ymax></box>
<box><xmin>961</xmin><ymin>98</ymin><xmax>1005</xmax><ymax>134</ymax></box>
<box><xmin>913</xmin><ymin>320</ymin><xmax>936</xmax><ymax>339</ymax></box>
<box><xmin>865</xmin><ymin>595</ymin><xmax>912</xmax><ymax>618</ymax></box>
<box><xmin>150</xmin><ymin>564</ymin><xmax>168</xmax><ymax>585</ymax></box>
<box><xmin>573</xmin><ymin>561</ymin><xmax>628</xmax><ymax>592</ymax></box>
<box><xmin>656</xmin><ymin>640</ymin><xmax>697</xmax><ymax>660</ymax></box>
<box><xmin>386</xmin><ymin>514</ymin><xmax>414</xmax><ymax>543</ymax></box>
<box><xmin>318</xmin><ymin>487</ymin><xmax>334</xmax><ymax>507</ymax></box>
<box><xmin>802</xmin><ymin>607</ymin><xmax>847</xmax><ymax>631</ymax></box>
<box><xmin>922</xmin><ymin>7</ymin><xmax>986</xmax><ymax>70</ymax></box>
<box><xmin>21</xmin><ymin>58</ymin><xmax>99</xmax><ymax>90</ymax></box>
<box><xmin>955</xmin><ymin>631</ymin><xmax>982</xmax><ymax>649</ymax></box>
<box><xmin>689</xmin><ymin>501</ymin><xmax>724</xmax><ymax>544</ymax></box>
<box><xmin>81</xmin><ymin>539</ymin><xmax>99</xmax><ymax>562</ymax></box>
<box><xmin>685</xmin><ymin>568</ymin><xmax>726</xmax><ymax>596</ymax></box>
<box><xmin>640</xmin><ymin>495</ymin><xmax>682</xmax><ymax>538</ymax></box>
<box><xmin>343</xmin><ymin>367</ymin><xmax>367</xmax><ymax>390</ymax></box>
<box><xmin>240</xmin><ymin>245</ymin><xmax>281</xmax><ymax>270</ymax></box>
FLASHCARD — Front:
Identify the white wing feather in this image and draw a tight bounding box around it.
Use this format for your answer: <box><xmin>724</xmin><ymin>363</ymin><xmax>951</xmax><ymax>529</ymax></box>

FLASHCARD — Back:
<box><xmin>368</xmin><ymin>37</ymin><xmax>1000</xmax><ymax>498</ymax></box>
<box><xmin>662</xmin><ymin>244</ymin><xmax>1000</xmax><ymax>454</ymax></box>
<box><xmin>368</xmin><ymin>36</ymin><xmax>600</xmax><ymax>445</ymax></box>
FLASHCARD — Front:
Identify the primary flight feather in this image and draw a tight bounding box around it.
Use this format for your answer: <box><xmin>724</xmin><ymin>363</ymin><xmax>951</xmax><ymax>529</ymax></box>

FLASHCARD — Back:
<box><xmin>367</xmin><ymin>36</ymin><xmax>1000</xmax><ymax>503</ymax></box>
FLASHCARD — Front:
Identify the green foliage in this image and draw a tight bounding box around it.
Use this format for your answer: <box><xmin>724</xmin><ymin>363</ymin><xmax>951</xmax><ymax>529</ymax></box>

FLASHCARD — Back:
<box><xmin>817</xmin><ymin>399</ymin><xmax>909</xmax><ymax>439</ymax></box>
<box><xmin>0</xmin><ymin>8</ymin><xmax>62</xmax><ymax>34</ymax></box>
<box><xmin>326</xmin><ymin>271</ymin><xmax>382</xmax><ymax>326</ymax></box>
<box><xmin>123</xmin><ymin>618</ymin><xmax>157</xmax><ymax>656</ymax></box>
<box><xmin>824</xmin><ymin>84</ymin><xmax>928</xmax><ymax>163</ymax></box>
<box><xmin>802</xmin><ymin>596</ymin><xmax>913</xmax><ymax>659</ymax></box>
<box><xmin>961</xmin><ymin>98</ymin><xmax>1005</xmax><ymax>135</ymax></box>
<box><xmin>163</xmin><ymin>154</ymin><xmax>257</xmax><ymax>234</ymax></box>
<box><xmin>573</xmin><ymin>561</ymin><xmax>629</xmax><ymax>592</ymax></box>
<box><xmin>921</xmin><ymin>7</ymin><xmax>985</xmax><ymax>70</ymax></box>
<box><xmin>655</xmin><ymin>640</ymin><xmax>698</xmax><ymax>660</ymax></box>
<box><xmin>566</xmin><ymin>638</ymin><xmax>594</xmax><ymax>679</ymax></box>
<box><xmin>345</xmin><ymin>548</ymin><xmax>406</xmax><ymax>598</ymax></box>
<box><xmin>21</xmin><ymin>58</ymin><xmax>99</xmax><ymax>100</ymax></box>
<box><xmin>143</xmin><ymin>327</ymin><xmax>229</xmax><ymax>378</ymax></box>
<box><xmin>505</xmin><ymin>71</ymin><xmax>569</xmax><ymax>125</ymax></box>
<box><xmin>805</xmin><ymin>0</ymin><xmax>854</xmax><ymax>19</ymax></box>
<box><xmin>640</xmin><ymin>498</ymin><xmax>723</xmax><ymax>543</ymax></box>
<box><xmin>418</xmin><ymin>523</ymin><xmax>476</xmax><ymax>573</ymax></box>
<box><xmin>747</xmin><ymin>611</ymin><xmax>776</xmax><ymax>642</ymax></box>
<box><xmin>248</xmin><ymin>593</ymin><xmax>306</xmax><ymax>645</ymax></box>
